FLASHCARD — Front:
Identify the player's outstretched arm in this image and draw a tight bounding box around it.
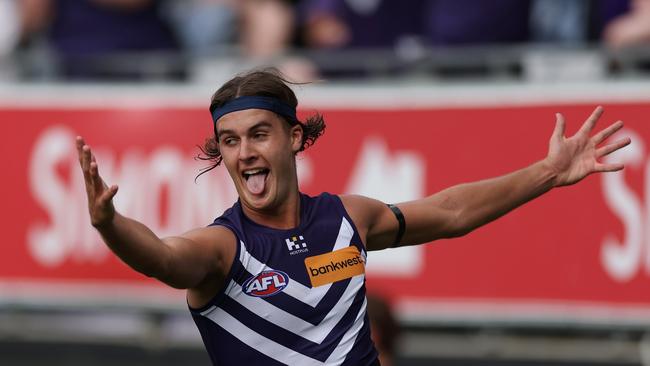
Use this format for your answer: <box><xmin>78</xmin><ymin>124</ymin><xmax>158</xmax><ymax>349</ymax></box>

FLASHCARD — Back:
<box><xmin>344</xmin><ymin>106</ymin><xmax>631</xmax><ymax>251</ymax></box>
<box><xmin>76</xmin><ymin>137</ymin><xmax>231</xmax><ymax>290</ymax></box>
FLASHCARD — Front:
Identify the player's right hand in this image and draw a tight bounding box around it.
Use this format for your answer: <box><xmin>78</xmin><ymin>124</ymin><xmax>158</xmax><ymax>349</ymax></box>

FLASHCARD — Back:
<box><xmin>76</xmin><ymin>136</ymin><xmax>119</xmax><ymax>228</ymax></box>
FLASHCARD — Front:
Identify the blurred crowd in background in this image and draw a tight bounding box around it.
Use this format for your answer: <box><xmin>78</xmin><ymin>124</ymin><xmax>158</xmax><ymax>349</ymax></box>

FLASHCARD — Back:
<box><xmin>1</xmin><ymin>0</ymin><xmax>650</xmax><ymax>82</ymax></box>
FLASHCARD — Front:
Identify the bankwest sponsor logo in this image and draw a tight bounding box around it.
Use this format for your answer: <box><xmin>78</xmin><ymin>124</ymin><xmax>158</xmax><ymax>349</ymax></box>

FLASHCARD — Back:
<box><xmin>243</xmin><ymin>270</ymin><xmax>289</xmax><ymax>297</ymax></box>
<box><xmin>305</xmin><ymin>246</ymin><xmax>365</xmax><ymax>287</ymax></box>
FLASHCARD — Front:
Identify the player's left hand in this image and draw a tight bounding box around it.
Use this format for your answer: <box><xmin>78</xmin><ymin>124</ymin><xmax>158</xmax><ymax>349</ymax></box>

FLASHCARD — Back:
<box><xmin>545</xmin><ymin>106</ymin><xmax>631</xmax><ymax>187</ymax></box>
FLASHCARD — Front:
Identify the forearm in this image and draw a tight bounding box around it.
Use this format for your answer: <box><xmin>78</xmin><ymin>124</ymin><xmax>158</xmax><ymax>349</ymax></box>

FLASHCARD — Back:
<box><xmin>437</xmin><ymin>159</ymin><xmax>557</xmax><ymax>235</ymax></box>
<box><xmin>365</xmin><ymin>107</ymin><xmax>628</xmax><ymax>249</ymax></box>
<box><xmin>402</xmin><ymin>159</ymin><xmax>558</xmax><ymax>244</ymax></box>
<box><xmin>95</xmin><ymin>212</ymin><xmax>171</xmax><ymax>279</ymax></box>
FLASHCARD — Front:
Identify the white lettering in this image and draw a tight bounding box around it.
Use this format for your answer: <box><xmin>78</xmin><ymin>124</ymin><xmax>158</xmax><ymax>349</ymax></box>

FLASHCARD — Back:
<box><xmin>261</xmin><ymin>276</ymin><xmax>273</xmax><ymax>290</ymax></box>
<box><xmin>248</xmin><ymin>279</ymin><xmax>263</xmax><ymax>293</ymax></box>
<box><xmin>273</xmin><ymin>275</ymin><xmax>286</xmax><ymax>287</ymax></box>
<box><xmin>28</xmin><ymin>127</ymin><xmax>76</xmax><ymax>266</ymax></box>
<box><xmin>601</xmin><ymin>128</ymin><xmax>646</xmax><ymax>282</ymax></box>
<box><xmin>27</xmin><ymin>125</ymin><xmax>237</xmax><ymax>267</ymax></box>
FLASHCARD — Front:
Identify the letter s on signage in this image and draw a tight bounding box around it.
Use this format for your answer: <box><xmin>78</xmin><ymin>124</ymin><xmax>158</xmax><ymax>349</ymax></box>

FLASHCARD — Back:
<box><xmin>28</xmin><ymin>127</ymin><xmax>76</xmax><ymax>267</ymax></box>
<box><xmin>601</xmin><ymin>128</ymin><xmax>645</xmax><ymax>282</ymax></box>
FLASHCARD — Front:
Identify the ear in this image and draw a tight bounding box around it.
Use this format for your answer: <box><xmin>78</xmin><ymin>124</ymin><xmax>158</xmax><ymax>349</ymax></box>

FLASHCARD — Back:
<box><xmin>290</xmin><ymin>124</ymin><xmax>303</xmax><ymax>153</ymax></box>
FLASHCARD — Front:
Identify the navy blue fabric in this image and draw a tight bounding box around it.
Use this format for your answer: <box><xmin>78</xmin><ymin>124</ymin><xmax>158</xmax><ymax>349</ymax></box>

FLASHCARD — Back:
<box><xmin>231</xmin><ymin>265</ymin><xmax>351</xmax><ymax>324</ymax></box>
<box><xmin>50</xmin><ymin>0</ymin><xmax>176</xmax><ymax>55</ymax></box>
<box><xmin>212</xmin><ymin>96</ymin><xmax>298</xmax><ymax>126</ymax></box>
<box><xmin>48</xmin><ymin>0</ymin><xmax>178</xmax><ymax>79</ymax></box>
<box><xmin>217</xmin><ymin>286</ymin><xmax>367</xmax><ymax>362</ymax></box>
<box><xmin>591</xmin><ymin>0</ymin><xmax>631</xmax><ymax>39</ymax></box>
<box><xmin>342</xmin><ymin>311</ymin><xmax>376</xmax><ymax>366</ymax></box>
<box><xmin>302</xmin><ymin>0</ymin><xmax>530</xmax><ymax>47</ymax></box>
<box><xmin>190</xmin><ymin>192</ymin><xmax>378</xmax><ymax>366</ymax></box>
<box><xmin>191</xmin><ymin>315</ymin><xmax>288</xmax><ymax>366</ymax></box>
<box><xmin>301</xmin><ymin>0</ymin><xmax>423</xmax><ymax>48</ymax></box>
<box><xmin>423</xmin><ymin>0</ymin><xmax>530</xmax><ymax>44</ymax></box>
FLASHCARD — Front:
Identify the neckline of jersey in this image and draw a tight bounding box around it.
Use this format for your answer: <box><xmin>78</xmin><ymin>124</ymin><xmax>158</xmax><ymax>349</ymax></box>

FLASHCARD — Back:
<box><xmin>237</xmin><ymin>192</ymin><xmax>310</xmax><ymax>234</ymax></box>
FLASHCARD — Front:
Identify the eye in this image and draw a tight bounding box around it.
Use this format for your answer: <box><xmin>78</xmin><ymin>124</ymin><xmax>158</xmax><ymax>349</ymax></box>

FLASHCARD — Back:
<box><xmin>223</xmin><ymin>137</ymin><xmax>238</xmax><ymax>146</ymax></box>
<box><xmin>253</xmin><ymin>132</ymin><xmax>268</xmax><ymax>140</ymax></box>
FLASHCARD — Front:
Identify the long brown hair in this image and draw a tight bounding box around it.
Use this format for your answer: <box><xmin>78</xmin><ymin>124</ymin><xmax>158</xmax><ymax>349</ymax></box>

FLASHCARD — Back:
<box><xmin>197</xmin><ymin>68</ymin><xmax>325</xmax><ymax>178</ymax></box>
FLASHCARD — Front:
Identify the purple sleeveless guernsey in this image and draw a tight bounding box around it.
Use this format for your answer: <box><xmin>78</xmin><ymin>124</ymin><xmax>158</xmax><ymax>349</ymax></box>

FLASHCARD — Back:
<box><xmin>190</xmin><ymin>192</ymin><xmax>379</xmax><ymax>366</ymax></box>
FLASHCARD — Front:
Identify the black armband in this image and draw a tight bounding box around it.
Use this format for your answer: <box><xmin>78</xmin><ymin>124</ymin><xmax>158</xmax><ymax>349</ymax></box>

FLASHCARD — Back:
<box><xmin>387</xmin><ymin>203</ymin><xmax>405</xmax><ymax>248</ymax></box>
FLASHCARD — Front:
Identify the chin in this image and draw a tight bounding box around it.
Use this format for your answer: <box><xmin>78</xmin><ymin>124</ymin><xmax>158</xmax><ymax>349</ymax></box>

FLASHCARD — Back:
<box><xmin>243</xmin><ymin>190</ymin><xmax>276</xmax><ymax>210</ymax></box>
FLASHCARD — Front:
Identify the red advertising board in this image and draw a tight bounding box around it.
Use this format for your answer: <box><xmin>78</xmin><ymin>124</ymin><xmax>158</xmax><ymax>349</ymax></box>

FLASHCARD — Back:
<box><xmin>2</xmin><ymin>97</ymin><xmax>650</xmax><ymax>324</ymax></box>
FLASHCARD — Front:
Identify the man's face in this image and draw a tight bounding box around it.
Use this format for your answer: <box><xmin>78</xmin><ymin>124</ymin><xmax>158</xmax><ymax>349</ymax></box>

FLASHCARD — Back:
<box><xmin>216</xmin><ymin>108</ymin><xmax>302</xmax><ymax>212</ymax></box>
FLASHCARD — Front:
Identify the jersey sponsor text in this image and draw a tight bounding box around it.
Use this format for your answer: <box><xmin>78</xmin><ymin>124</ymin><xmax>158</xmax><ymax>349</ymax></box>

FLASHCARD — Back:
<box><xmin>305</xmin><ymin>246</ymin><xmax>365</xmax><ymax>287</ymax></box>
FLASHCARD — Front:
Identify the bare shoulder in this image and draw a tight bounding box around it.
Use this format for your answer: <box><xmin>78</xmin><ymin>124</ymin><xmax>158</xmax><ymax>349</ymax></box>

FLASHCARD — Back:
<box><xmin>180</xmin><ymin>225</ymin><xmax>237</xmax><ymax>247</ymax></box>
<box><xmin>161</xmin><ymin>225</ymin><xmax>238</xmax><ymax>285</ymax></box>
<box><xmin>169</xmin><ymin>225</ymin><xmax>238</xmax><ymax>309</ymax></box>
<box><xmin>339</xmin><ymin>194</ymin><xmax>386</xmax><ymax>223</ymax></box>
<box><xmin>339</xmin><ymin>194</ymin><xmax>397</xmax><ymax>251</ymax></box>
<box><xmin>180</xmin><ymin>225</ymin><xmax>237</xmax><ymax>270</ymax></box>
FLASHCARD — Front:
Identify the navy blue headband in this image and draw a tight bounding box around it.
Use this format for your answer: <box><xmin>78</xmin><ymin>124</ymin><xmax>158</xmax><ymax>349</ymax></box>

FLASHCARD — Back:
<box><xmin>212</xmin><ymin>95</ymin><xmax>298</xmax><ymax>136</ymax></box>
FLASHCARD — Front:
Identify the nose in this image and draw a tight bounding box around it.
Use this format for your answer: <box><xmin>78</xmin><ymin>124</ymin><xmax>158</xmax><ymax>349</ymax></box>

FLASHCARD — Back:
<box><xmin>238</xmin><ymin>138</ymin><xmax>257</xmax><ymax>162</ymax></box>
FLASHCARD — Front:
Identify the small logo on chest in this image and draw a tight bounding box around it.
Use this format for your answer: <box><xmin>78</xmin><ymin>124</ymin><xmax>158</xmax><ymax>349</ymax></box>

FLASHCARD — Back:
<box><xmin>285</xmin><ymin>235</ymin><xmax>309</xmax><ymax>255</ymax></box>
<box><xmin>243</xmin><ymin>270</ymin><xmax>289</xmax><ymax>297</ymax></box>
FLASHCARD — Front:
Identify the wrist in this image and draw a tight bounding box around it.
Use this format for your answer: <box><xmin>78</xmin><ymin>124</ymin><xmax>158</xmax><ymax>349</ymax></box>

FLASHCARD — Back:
<box><xmin>538</xmin><ymin>158</ymin><xmax>561</xmax><ymax>189</ymax></box>
<box><xmin>92</xmin><ymin>210</ymin><xmax>117</xmax><ymax>231</ymax></box>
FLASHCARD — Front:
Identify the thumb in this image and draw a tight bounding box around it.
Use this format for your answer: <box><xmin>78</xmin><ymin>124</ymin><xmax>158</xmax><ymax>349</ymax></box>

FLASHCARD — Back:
<box><xmin>100</xmin><ymin>185</ymin><xmax>119</xmax><ymax>206</ymax></box>
<box><xmin>552</xmin><ymin>113</ymin><xmax>566</xmax><ymax>141</ymax></box>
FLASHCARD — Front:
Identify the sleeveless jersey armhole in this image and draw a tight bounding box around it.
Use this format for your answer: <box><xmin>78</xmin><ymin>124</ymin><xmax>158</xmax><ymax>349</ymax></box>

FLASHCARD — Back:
<box><xmin>331</xmin><ymin>193</ymin><xmax>368</xmax><ymax>250</ymax></box>
<box><xmin>187</xmin><ymin>223</ymin><xmax>241</xmax><ymax>314</ymax></box>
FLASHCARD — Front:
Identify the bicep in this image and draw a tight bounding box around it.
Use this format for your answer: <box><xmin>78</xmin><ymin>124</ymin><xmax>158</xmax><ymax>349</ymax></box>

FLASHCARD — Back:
<box><xmin>366</xmin><ymin>200</ymin><xmax>457</xmax><ymax>250</ymax></box>
<box><xmin>343</xmin><ymin>193</ymin><xmax>460</xmax><ymax>251</ymax></box>
<box><xmin>396</xmin><ymin>196</ymin><xmax>461</xmax><ymax>245</ymax></box>
<box><xmin>341</xmin><ymin>195</ymin><xmax>401</xmax><ymax>251</ymax></box>
<box><xmin>159</xmin><ymin>226</ymin><xmax>235</xmax><ymax>289</ymax></box>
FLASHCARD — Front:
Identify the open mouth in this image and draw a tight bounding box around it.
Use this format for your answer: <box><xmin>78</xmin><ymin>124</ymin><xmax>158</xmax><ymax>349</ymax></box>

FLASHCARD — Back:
<box><xmin>242</xmin><ymin>168</ymin><xmax>269</xmax><ymax>195</ymax></box>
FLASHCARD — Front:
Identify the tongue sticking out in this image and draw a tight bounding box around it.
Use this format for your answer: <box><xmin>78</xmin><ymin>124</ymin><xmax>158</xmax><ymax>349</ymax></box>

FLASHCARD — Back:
<box><xmin>246</xmin><ymin>173</ymin><xmax>266</xmax><ymax>195</ymax></box>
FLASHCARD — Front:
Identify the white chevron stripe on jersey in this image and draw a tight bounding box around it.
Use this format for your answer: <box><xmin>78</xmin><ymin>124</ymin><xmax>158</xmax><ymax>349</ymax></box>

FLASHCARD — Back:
<box><xmin>326</xmin><ymin>296</ymin><xmax>367</xmax><ymax>365</ymax></box>
<box><xmin>333</xmin><ymin>217</ymin><xmax>355</xmax><ymax>251</ymax></box>
<box><xmin>226</xmin><ymin>273</ymin><xmax>365</xmax><ymax>344</ymax></box>
<box><xmin>200</xmin><ymin>296</ymin><xmax>368</xmax><ymax>366</ymax></box>
<box><xmin>203</xmin><ymin>306</ymin><xmax>322</xmax><ymax>366</ymax></box>
<box><xmin>239</xmin><ymin>241</ymin><xmax>328</xmax><ymax>306</ymax></box>
<box><xmin>238</xmin><ymin>217</ymin><xmax>356</xmax><ymax>307</ymax></box>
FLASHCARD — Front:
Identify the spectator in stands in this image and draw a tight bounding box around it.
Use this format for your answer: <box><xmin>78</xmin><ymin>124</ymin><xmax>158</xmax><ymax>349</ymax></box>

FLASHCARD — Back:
<box><xmin>422</xmin><ymin>0</ymin><xmax>531</xmax><ymax>45</ymax></box>
<box><xmin>238</xmin><ymin>0</ymin><xmax>317</xmax><ymax>81</ymax></box>
<box><xmin>240</xmin><ymin>0</ymin><xmax>295</xmax><ymax>58</ymax></box>
<box><xmin>0</xmin><ymin>0</ymin><xmax>20</xmax><ymax>58</ymax></box>
<box><xmin>302</xmin><ymin>0</ymin><xmax>423</xmax><ymax>49</ymax></box>
<box><xmin>300</xmin><ymin>0</ymin><xmax>646</xmax><ymax>78</ymax></box>
<box><xmin>164</xmin><ymin>0</ymin><xmax>238</xmax><ymax>57</ymax></box>
<box><xmin>300</xmin><ymin>0</ymin><xmax>531</xmax><ymax>77</ymax></box>
<box><xmin>167</xmin><ymin>0</ymin><xmax>298</xmax><ymax>59</ymax></box>
<box><xmin>301</xmin><ymin>0</ymin><xmax>534</xmax><ymax>50</ymax></box>
<box><xmin>530</xmin><ymin>0</ymin><xmax>588</xmax><ymax>44</ymax></box>
<box><xmin>20</xmin><ymin>0</ymin><xmax>181</xmax><ymax>80</ymax></box>
<box><xmin>0</xmin><ymin>0</ymin><xmax>20</xmax><ymax>80</ymax></box>
<box><xmin>165</xmin><ymin>0</ymin><xmax>315</xmax><ymax>82</ymax></box>
<box><xmin>602</xmin><ymin>0</ymin><xmax>650</xmax><ymax>48</ymax></box>
<box><xmin>301</xmin><ymin>0</ymin><xmax>634</xmax><ymax>49</ymax></box>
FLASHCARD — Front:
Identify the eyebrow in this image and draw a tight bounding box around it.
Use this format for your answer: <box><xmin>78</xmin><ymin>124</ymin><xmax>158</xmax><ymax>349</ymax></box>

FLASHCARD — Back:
<box><xmin>217</xmin><ymin>121</ymin><xmax>273</xmax><ymax>139</ymax></box>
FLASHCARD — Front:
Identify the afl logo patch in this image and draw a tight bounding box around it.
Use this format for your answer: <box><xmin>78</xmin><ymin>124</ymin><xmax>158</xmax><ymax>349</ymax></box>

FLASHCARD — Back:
<box><xmin>243</xmin><ymin>270</ymin><xmax>289</xmax><ymax>297</ymax></box>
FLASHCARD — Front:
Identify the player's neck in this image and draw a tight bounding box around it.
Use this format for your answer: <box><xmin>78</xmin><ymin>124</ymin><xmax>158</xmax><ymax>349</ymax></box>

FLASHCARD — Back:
<box><xmin>241</xmin><ymin>189</ymin><xmax>301</xmax><ymax>230</ymax></box>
